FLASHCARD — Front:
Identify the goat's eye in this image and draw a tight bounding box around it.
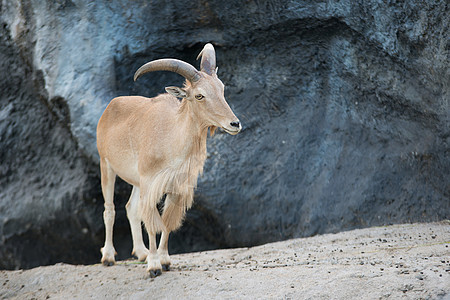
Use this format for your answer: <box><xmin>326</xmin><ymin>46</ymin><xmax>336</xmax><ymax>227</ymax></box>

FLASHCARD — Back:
<box><xmin>195</xmin><ymin>94</ymin><xmax>204</xmax><ymax>100</ymax></box>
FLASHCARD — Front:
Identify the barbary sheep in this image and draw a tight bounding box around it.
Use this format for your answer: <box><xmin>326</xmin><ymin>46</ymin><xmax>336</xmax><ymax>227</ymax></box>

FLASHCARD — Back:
<box><xmin>96</xmin><ymin>43</ymin><xmax>241</xmax><ymax>277</ymax></box>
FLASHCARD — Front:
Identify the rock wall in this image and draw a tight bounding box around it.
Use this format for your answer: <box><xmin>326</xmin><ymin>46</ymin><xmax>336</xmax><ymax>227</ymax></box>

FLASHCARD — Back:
<box><xmin>0</xmin><ymin>0</ymin><xmax>448</xmax><ymax>269</ymax></box>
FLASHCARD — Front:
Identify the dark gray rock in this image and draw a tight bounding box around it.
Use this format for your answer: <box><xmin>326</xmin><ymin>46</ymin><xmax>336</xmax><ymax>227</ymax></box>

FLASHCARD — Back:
<box><xmin>0</xmin><ymin>0</ymin><xmax>448</xmax><ymax>269</ymax></box>
<box><xmin>0</xmin><ymin>19</ymin><xmax>103</xmax><ymax>269</ymax></box>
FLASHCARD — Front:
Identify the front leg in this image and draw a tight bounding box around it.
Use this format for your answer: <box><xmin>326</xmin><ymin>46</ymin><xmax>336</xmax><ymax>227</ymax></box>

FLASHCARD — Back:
<box><xmin>143</xmin><ymin>207</ymin><xmax>164</xmax><ymax>277</ymax></box>
<box><xmin>158</xmin><ymin>194</ymin><xmax>188</xmax><ymax>271</ymax></box>
<box><xmin>158</xmin><ymin>231</ymin><xmax>171</xmax><ymax>271</ymax></box>
<box><xmin>140</xmin><ymin>177</ymin><xmax>166</xmax><ymax>277</ymax></box>
<box><xmin>147</xmin><ymin>231</ymin><xmax>162</xmax><ymax>278</ymax></box>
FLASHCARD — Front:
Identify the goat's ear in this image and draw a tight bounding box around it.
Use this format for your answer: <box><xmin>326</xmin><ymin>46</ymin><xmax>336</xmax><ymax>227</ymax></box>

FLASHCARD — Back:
<box><xmin>165</xmin><ymin>86</ymin><xmax>188</xmax><ymax>98</ymax></box>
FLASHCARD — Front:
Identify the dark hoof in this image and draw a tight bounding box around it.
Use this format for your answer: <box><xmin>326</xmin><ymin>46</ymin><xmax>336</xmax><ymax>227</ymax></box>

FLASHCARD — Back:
<box><xmin>162</xmin><ymin>264</ymin><xmax>170</xmax><ymax>271</ymax></box>
<box><xmin>102</xmin><ymin>260</ymin><xmax>115</xmax><ymax>267</ymax></box>
<box><xmin>149</xmin><ymin>269</ymin><xmax>162</xmax><ymax>278</ymax></box>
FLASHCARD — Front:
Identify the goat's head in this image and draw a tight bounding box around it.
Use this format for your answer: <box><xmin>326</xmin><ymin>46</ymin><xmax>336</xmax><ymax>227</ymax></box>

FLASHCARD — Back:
<box><xmin>134</xmin><ymin>44</ymin><xmax>241</xmax><ymax>135</ymax></box>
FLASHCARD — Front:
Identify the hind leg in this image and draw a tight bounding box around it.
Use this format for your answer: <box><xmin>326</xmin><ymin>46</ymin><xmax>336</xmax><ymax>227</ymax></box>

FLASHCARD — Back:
<box><xmin>126</xmin><ymin>186</ymin><xmax>148</xmax><ymax>261</ymax></box>
<box><xmin>158</xmin><ymin>194</ymin><xmax>186</xmax><ymax>271</ymax></box>
<box><xmin>100</xmin><ymin>159</ymin><xmax>117</xmax><ymax>266</ymax></box>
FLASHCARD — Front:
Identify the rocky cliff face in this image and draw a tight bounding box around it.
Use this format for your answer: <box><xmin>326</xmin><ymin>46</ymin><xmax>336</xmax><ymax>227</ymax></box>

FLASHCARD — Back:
<box><xmin>0</xmin><ymin>0</ymin><xmax>448</xmax><ymax>269</ymax></box>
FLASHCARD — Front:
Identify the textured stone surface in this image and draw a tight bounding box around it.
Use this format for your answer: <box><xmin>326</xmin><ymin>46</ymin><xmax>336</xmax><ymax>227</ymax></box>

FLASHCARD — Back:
<box><xmin>0</xmin><ymin>0</ymin><xmax>448</xmax><ymax>269</ymax></box>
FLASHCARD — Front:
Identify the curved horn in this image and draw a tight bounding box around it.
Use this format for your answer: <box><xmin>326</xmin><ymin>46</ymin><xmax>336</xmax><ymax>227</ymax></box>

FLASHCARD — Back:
<box><xmin>134</xmin><ymin>59</ymin><xmax>201</xmax><ymax>82</ymax></box>
<box><xmin>197</xmin><ymin>43</ymin><xmax>216</xmax><ymax>75</ymax></box>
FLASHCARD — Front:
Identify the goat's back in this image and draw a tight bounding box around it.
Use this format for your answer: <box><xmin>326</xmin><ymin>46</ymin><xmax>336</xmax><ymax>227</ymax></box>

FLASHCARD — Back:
<box><xmin>96</xmin><ymin>95</ymin><xmax>181</xmax><ymax>186</ymax></box>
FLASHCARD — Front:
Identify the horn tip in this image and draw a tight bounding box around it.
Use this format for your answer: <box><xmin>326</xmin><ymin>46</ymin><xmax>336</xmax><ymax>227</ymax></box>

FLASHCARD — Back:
<box><xmin>204</xmin><ymin>43</ymin><xmax>214</xmax><ymax>51</ymax></box>
<box><xmin>197</xmin><ymin>43</ymin><xmax>215</xmax><ymax>60</ymax></box>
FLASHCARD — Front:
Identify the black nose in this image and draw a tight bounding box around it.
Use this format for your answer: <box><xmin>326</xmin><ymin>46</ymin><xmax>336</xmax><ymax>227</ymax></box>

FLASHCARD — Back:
<box><xmin>230</xmin><ymin>121</ymin><xmax>240</xmax><ymax>128</ymax></box>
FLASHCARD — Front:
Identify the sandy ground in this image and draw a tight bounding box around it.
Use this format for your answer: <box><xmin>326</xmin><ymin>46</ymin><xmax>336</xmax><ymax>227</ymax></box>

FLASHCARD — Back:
<box><xmin>1</xmin><ymin>221</ymin><xmax>449</xmax><ymax>299</ymax></box>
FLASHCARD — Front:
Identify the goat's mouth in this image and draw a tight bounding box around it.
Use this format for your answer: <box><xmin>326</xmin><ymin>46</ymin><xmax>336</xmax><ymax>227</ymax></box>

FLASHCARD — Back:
<box><xmin>223</xmin><ymin>127</ymin><xmax>241</xmax><ymax>135</ymax></box>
